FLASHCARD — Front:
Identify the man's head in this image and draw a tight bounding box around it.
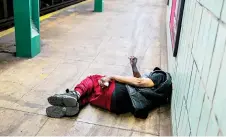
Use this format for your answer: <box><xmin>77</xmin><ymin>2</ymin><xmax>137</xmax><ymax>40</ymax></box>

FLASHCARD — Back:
<box><xmin>153</xmin><ymin>67</ymin><xmax>161</xmax><ymax>71</ymax></box>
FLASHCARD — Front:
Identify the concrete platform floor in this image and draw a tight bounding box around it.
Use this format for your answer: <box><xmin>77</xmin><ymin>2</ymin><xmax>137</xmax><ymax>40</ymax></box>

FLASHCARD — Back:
<box><xmin>0</xmin><ymin>0</ymin><xmax>171</xmax><ymax>136</ymax></box>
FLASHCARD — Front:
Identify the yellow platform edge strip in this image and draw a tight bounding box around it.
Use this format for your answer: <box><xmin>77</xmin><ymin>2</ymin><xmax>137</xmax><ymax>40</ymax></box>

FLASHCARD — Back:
<box><xmin>0</xmin><ymin>0</ymin><xmax>92</xmax><ymax>38</ymax></box>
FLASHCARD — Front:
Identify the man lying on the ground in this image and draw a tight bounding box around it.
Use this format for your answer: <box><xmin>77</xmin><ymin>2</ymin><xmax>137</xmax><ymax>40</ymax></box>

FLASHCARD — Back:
<box><xmin>46</xmin><ymin>56</ymin><xmax>172</xmax><ymax>119</ymax></box>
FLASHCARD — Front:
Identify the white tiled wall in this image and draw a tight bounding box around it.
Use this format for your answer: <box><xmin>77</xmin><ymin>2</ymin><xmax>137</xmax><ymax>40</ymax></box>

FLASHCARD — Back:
<box><xmin>166</xmin><ymin>0</ymin><xmax>226</xmax><ymax>135</ymax></box>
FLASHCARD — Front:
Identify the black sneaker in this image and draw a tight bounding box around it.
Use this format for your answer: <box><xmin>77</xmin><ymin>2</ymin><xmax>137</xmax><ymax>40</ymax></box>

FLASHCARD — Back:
<box><xmin>46</xmin><ymin>104</ymin><xmax>79</xmax><ymax>118</ymax></box>
<box><xmin>47</xmin><ymin>89</ymin><xmax>79</xmax><ymax>107</ymax></box>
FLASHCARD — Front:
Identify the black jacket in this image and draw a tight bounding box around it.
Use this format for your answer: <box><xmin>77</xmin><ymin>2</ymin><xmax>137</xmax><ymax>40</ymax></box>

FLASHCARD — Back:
<box><xmin>126</xmin><ymin>68</ymin><xmax>172</xmax><ymax>119</ymax></box>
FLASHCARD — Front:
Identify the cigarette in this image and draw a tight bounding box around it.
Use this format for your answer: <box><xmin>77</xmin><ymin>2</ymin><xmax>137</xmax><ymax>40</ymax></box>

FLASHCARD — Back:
<box><xmin>104</xmin><ymin>82</ymin><xmax>109</xmax><ymax>87</ymax></box>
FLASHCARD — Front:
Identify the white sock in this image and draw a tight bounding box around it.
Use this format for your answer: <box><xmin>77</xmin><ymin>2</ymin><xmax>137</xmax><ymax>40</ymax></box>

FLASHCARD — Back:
<box><xmin>74</xmin><ymin>91</ymin><xmax>81</xmax><ymax>99</ymax></box>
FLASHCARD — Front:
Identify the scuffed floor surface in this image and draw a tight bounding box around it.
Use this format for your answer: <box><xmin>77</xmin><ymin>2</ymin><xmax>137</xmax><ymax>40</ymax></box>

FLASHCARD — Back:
<box><xmin>0</xmin><ymin>0</ymin><xmax>171</xmax><ymax>136</ymax></box>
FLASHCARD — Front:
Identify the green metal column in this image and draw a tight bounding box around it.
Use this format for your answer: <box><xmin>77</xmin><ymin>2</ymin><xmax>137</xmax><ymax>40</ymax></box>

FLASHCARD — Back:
<box><xmin>94</xmin><ymin>0</ymin><xmax>103</xmax><ymax>12</ymax></box>
<box><xmin>13</xmin><ymin>0</ymin><xmax>40</xmax><ymax>58</ymax></box>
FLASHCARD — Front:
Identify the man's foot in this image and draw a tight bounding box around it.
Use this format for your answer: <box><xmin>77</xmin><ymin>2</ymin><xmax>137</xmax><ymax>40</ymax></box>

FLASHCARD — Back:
<box><xmin>48</xmin><ymin>89</ymin><xmax>79</xmax><ymax>107</ymax></box>
<box><xmin>46</xmin><ymin>104</ymin><xmax>79</xmax><ymax>118</ymax></box>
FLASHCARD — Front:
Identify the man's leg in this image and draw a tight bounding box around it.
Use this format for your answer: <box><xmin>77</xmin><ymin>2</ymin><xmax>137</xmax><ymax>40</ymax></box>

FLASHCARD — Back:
<box><xmin>47</xmin><ymin>76</ymin><xmax>95</xmax><ymax>107</ymax></box>
<box><xmin>46</xmin><ymin>76</ymin><xmax>96</xmax><ymax>118</ymax></box>
<box><xmin>74</xmin><ymin>76</ymin><xmax>95</xmax><ymax>97</ymax></box>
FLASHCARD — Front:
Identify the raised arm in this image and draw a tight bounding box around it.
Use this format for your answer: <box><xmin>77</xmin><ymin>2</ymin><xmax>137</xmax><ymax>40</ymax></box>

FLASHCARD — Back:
<box><xmin>129</xmin><ymin>56</ymin><xmax>141</xmax><ymax>78</ymax></box>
